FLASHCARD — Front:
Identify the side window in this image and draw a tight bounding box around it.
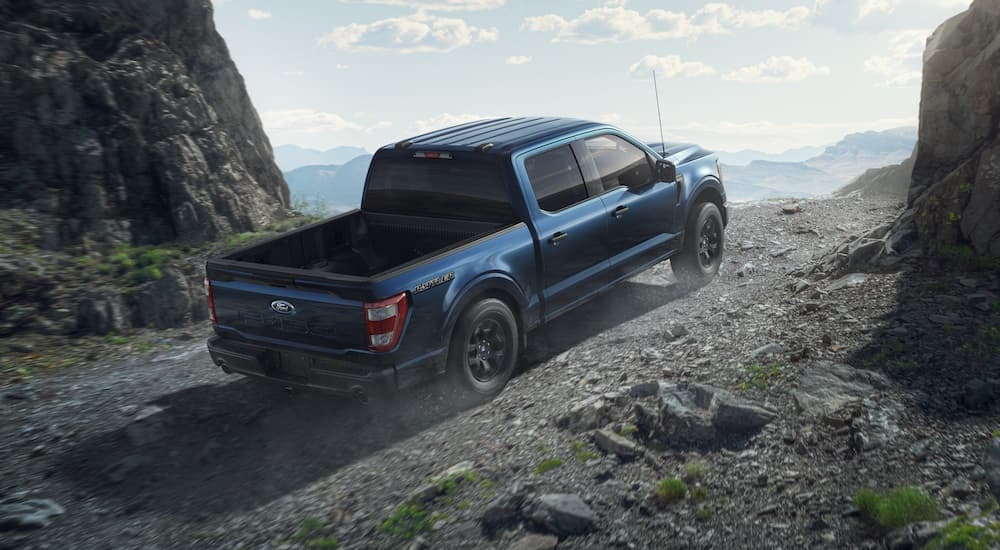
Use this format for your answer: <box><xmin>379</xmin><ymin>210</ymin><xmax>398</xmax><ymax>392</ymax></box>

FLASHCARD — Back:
<box><xmin>524</xmin><ymin>145</ymin><xmax>589</xmax><ymax>212</ymax></box>
<box><xmin>584</xmin><ymin>135</ymin><xmax>654</xmax><ymax>191</ymax></box>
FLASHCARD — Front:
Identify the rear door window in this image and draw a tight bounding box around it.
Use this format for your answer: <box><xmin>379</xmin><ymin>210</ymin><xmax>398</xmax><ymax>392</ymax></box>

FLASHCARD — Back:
<box><xmin>524</xmin><ymin>145</ymin><xmax>589</xmax><ymax>212</ymax></box>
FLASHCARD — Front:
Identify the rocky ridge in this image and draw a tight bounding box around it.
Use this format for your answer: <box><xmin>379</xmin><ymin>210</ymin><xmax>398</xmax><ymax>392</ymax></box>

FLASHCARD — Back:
<box><xmin>0</xmin><ymin>0</ymin><xmax>293</xmax><ymax>338</ymax></box>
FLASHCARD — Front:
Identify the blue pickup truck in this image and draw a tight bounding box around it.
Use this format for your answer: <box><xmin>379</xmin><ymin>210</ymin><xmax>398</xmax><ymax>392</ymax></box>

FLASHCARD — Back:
<box><xmin>206</xmin><ymin>117</ymin><xmax>727</xmax><ymax>402</ymax></box>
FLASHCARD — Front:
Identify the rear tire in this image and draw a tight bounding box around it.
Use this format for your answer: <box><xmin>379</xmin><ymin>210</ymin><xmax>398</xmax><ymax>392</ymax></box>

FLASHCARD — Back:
<box><xmin>671</xmin><ymin>202</ymin><xmax>725</xmax><ymax>289</ymax></box>
<box><xmin>446</xmin><ymin>298</ymin><xmax>519</xmax><ymax>400</ymax></box>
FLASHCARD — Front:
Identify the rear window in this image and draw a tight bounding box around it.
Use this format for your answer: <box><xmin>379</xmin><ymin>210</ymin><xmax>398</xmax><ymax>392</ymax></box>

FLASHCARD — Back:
<box><xmin>364</xmin><ymin>157</ymin><xmax>514</xmax><ymax>222</ymax></box>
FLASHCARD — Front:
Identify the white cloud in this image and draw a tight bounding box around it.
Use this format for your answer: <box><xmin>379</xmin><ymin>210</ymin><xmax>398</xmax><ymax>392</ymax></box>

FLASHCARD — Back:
<box><xmin>248</xmin><ymin>8</ymin><xmax>272</xmax><ymax>20</ymax></box>
<box><xmin>505</xmin><ymin>55</ymin><xmax>532</xmax><ymax>65</ymax></box>
<box><xmin>367</xmin><ymin>121</ymin><xmax>394</xmax><ymax>132</ymax></box>
<box><xmin>723</xmin><ymin>56</ymin><xmax>830</xmax><ymax>83</ymax></box>
<box><xmin>523</xmin><ymin>3</ymin><xmax>811</xmax><ymax>44</ymax></box>
<box><xmin>413</xmin><ymin>113</ymin><xmax>493</xmax><ymax>133</ymax></box>
<box><xmin>283</xmin><ymin>70</ymin><xmax>305</xmax><ymax>77</ymax></box>
<box><xmin>340</xmin><ymin>0</ymin><xmax>504</xmax><ymax>11</ymax></box>
<box><xmin>628</xmin><ymin>54</ymin><xmax>716</xmax><ymax>79</ymax></box>
<box><xmin>319</xmin><ymin>13</ymin><xmax>498</xmax><ymax>53</ymax></box>
<box><xmin>262</xmin><ymin>109</ymin><xmax>362</xmax><ymax>134</ymax></box>
<box><xmin>857</xmin><ymin>0</ymin><xmax>901</xmax><ymax>18</ymax></box>
<box><xmin>335</xmin><ymin>64</ymin><xmax>350</xmax><ymax>70</ymax></box>
<box><xmin>864</xmin><ymin>29</ymin><xmax>927</xmax><ymax>86</ymax></box>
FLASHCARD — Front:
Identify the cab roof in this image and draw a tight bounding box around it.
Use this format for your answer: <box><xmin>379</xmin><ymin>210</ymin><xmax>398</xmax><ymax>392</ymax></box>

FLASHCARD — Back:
<box><xmin>386</xmin><ymin>117</ymin><xmax>603</xmax><ymax>155</ymax></box>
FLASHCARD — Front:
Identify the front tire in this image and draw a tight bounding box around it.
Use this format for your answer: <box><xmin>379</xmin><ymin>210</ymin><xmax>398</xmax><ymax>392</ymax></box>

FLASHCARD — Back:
<box><xmin>671</xmin><ymin>202</ymin><xmax>725</xmax><ymax>289</ymax></box>
<box><xmin>446</xmin><ymin>298</ymin><xmax>519</xmax><ymax>399</ymax></box>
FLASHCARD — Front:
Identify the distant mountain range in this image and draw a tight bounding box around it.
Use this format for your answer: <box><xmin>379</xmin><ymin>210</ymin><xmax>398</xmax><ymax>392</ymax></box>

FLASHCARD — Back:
<box><xmin>283</xmin><ymin>154</ymin><xmax>372</xmax><ymax>213</ymax></box>
<box><xmin>277</xmin><ymin>126</ymin><xmax>917</xmax><ymax>210</ymax></box>
<box><xmin>274</xmin><ymin>144</ymin><xmax>369</xmax><ymax>171</ymax></box>
<box><xmin>716</xmin><ymin>145</ymin><xmax>826</xmax><ymax>166</ymax></box>
<box><xmin>721</xmin><ymin>127</ymin><xmax>916</xmax><ymax>202</ymax></box>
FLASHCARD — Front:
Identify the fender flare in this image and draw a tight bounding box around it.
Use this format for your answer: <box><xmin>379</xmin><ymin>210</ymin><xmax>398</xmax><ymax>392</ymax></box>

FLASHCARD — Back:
<box><xmin>687</xmin><ymin>176</ymin><xmax>727</xmax><ymax>226</ymax></box>
<box><xmin>440</xmin><ymin>272</ymin><xmax>530</xmax><ymax>354</ymax></box>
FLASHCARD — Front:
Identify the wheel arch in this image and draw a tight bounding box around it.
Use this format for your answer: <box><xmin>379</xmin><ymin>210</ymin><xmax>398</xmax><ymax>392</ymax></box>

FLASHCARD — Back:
<box><xmin>442</xmin><ymin>274</ymin><xmax>528</xmax><ymax>355</ymax></box>
<box><xmin>689</xmin><ymin>177</ymin><xmax>727</xmax><ymax>226</ymax></box>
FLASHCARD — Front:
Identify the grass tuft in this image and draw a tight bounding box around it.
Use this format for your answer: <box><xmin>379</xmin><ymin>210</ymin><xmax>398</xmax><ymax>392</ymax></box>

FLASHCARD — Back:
<box><xmin>655</xmin><ymin>478</ymin><xmax>688</xmax><ymax>505</ymax></box>
<box><xmin>684</xmin><ymin>460</ymin><xmax>707</xmax><ymax>481</ymax></box>
<box><xmin>926</xmin><ymin>517</ymin><xmax>1000</xmax><ymax>550</ymax></box>
<box><xmin>379</xmin><ymin>504</ymin><xmax>444</xmax><ymax>541</ymax></box>
<box><xmin>855</xmin><ymin>486</ymin><xmax>939</xmax><ymax>528</ymax></box>
<box><xmin>570</xmin><ymin>441</ymin><xmax>600</xmax><ymax>462</ymax></box>
<box><xmin>534</xmin><ymin>458</ymin><xmax>564</xmax><ymax>475</ymax></box>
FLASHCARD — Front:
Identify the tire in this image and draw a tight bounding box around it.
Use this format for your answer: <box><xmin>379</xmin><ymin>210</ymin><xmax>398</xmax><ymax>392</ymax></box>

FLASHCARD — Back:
<box><xmin>671</xmin><ymin>202</ymin><xmax>725</xmax><ymax>289</ymax></box>
<box><xmin>446</xmin><ymin>298</ymin><xmax>519</xmax><ymax>399</ymax></box>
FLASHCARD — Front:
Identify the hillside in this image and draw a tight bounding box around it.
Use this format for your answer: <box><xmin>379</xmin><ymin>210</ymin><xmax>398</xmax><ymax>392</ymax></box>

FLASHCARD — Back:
<box><xmin>834</xmin><ymin>150</ymin><xmax>915</xmax><ymax>199</ymax></box>
<box><xmin>274</xmin><ymin>145</ymin><xmax>369</xmax><ymax>172</ymax></box>
<box><xmin>283</xmin><ymin>154</ymin><xmax>372</xmax><ymax>212</ymax></box>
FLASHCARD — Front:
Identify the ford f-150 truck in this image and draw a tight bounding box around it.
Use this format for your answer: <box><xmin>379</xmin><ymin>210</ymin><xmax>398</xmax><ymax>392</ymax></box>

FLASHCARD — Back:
<box><xmin>206</xmin><ymin>117</ymin><xmax>727</xmax><ymax>402</ymax></box>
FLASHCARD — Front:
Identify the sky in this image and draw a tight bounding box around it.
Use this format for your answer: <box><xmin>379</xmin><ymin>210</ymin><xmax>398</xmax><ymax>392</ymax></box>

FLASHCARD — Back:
<box><xmin>211</xmin><ymin>0</ymin><xmax>970</xmax><ymax>154</ymax></box>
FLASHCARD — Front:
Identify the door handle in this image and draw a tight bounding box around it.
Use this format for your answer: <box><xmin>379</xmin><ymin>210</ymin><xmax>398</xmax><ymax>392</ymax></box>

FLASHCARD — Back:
<box><xmin>612</xmin><ymin>205</ymin><xmax>629</xmax><ymax>218</ymax></box>
<box><xmin>549</xmin><ymin>231</ymin><xmax>568</xmax><ymax>245</ymax></box>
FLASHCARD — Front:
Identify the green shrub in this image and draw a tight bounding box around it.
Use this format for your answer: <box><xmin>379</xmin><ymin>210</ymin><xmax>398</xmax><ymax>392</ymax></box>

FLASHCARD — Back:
<box><xmin>570</xmin><ymin>441</ymin><xmax>599</xmax><ymax>462</ymax></box>
<box><xmin>684</xmin><ymin>460</ymin><xmax>707</xmax><ymax>480</ymax></box>
<box><xmin>655</xmin><ymin>478</ymin><xmax>688</xmax><ymax>504</ymax></box>
<box><xmin>855</xmin><ymin>486</ymin><xmax>939</xmax><ymax>528</ymax></box>
<box><xmin>691</xmin><ymin>486</ymin><xmax>708</xmax><ymax>502</ymax></box>
<box><xmin>695</xmin><ymin>506</ymin><xmax>714</xmax><ymax>521</ymax></box>
<box><xmin>379</xmin><ymin>504</ymin><xmax>443</xmax><ymax>541</ymax></box>
<box><xmin>291</xmin><ymin>517</ymin><xmax>339</xmax><ymax>548</ymax></box>
<box><xmin>738</xmin><ymin>363</ymin><xmax>782</xmax><ymax>392</ymax></box>
<box><xmin>619</xmin><ymin>423</ymin><xmax>638</xmax><ymax>437</ymax></box>
<box><xmin>926</xmin><ymin>517</ymin><xmax>1000</xmax><ymax>550</ymax></box>
<box><xmin>534</xmin><ymin>458</ymin><xmax>563</xmax><ymax>475</ymax></box>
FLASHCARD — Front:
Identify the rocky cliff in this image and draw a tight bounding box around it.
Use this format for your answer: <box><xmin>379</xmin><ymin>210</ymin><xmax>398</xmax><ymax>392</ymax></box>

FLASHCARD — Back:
<box><xmin>910</xmin><ymin>0</ymin><xmax>1000</xmax><ymax>257</ymax></box>
<box><xmin>803</xmin><ymin>0</ymin><xmax>1000</xmax><ymax>279</ymax></box>
<box><xmin>0</xmin><ymin>0</ymin><xmax>289</xmax><ymax>249</ymax></box>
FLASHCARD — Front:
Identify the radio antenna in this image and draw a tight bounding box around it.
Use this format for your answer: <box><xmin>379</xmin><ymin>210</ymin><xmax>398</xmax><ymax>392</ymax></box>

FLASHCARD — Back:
<box><xmin>652</xmin><ymin>70</ymin><xmax>666</xmax><ymax>155</ymax></box>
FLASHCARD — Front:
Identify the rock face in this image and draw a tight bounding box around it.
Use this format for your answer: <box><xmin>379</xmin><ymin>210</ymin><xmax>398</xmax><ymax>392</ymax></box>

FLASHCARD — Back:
<box><xmin>910</xmin><ymin>0</ymin><xmax>1000</xmax><ymax>257</ymax></box>
<box><xmin>0</xmin><ymin>0</ymin><xmax>289</xmax><ymax>249</ymax></box>
<box><xmin>801</xmin><ymin>0</ymin><xmax>999</xmax><ymax>280</ymax></box>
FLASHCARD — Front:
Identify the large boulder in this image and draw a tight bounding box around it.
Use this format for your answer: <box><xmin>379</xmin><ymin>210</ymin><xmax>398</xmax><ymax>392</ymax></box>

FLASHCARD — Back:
<box><xmin>0</xmin><ymin>0</ymin><xmax>289</xmax><ymax>249</ymax></box>
<box><xmin>793</xmin><ymin>362</ymin><xmax>889</xmax><ymax>419</ymax></box>
<box><xmin>528</xmin><ymin>494</ymin><xmax>599</xmax><ymax>536</ymax></box>
<box><xmin>640</xmin><ymin>382</ymin><xmax>777</xmax><ymax>443</ymax></box>
<box><xmin>132</xmin><ymin>267</ymin><xmax>191</xmax><ymax>329</ymax></box>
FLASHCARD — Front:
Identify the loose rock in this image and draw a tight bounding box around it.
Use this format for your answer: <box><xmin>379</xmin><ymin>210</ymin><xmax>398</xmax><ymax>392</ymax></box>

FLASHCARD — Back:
<box><xmin>529</xmin><ymin>494</ymin><xmax>599</xmax><ymax>536</ymax></box>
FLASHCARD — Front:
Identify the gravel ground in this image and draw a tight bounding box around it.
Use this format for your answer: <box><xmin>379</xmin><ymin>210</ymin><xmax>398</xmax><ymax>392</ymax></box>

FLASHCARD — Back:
<box><xmin>3</xmin><ymin>196</ymin><xmax>999</xmax><ymax>550</ymax></box>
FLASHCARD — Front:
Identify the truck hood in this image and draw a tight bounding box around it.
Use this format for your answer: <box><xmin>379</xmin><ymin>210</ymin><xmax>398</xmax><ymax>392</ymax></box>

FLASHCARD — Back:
<box><xmin>646</xmin><ymin>142</ymin><xmax>713</xmax><ymax>165</ymax></box>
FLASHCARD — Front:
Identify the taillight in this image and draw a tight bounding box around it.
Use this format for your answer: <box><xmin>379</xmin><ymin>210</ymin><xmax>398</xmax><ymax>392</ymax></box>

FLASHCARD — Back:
<box><xmin>204</xmin><ymin>277</ymin><xmax>217</xmax><ymax>323</ymax></box>
<box><xmin>364</xmin><ymin>292</ymin><xmax>409</xmax><ymax>352</ymax></box>
<box><xmin>716</xmin><ymin>159</ymin><xmax>723</xmax><ymax>182</ymax></box>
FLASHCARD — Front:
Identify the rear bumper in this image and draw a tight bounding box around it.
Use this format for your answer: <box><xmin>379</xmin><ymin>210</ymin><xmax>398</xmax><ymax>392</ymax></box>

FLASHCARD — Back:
<box><xmin>207</xmin><ymin>336</ymin><xmax>401</xmax><ymax>399</ymax></box>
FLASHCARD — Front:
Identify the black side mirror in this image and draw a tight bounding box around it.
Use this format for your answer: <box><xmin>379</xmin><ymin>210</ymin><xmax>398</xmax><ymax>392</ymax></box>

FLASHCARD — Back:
<box><xmin>657</xmin><ymin>160</ymin><xmax>677</xmax><ymax>183</ymax></box>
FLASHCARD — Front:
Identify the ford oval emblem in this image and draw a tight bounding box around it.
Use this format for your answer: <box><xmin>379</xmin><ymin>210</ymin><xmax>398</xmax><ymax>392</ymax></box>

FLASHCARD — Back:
<box><xmin>270</xmin><ymin>300</ymin><xmax>296</xmax><ymax>315</ymax></box>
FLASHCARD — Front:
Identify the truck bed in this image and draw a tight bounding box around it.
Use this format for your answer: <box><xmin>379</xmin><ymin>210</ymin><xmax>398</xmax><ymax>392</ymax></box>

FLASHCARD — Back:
<box><xmin>224</xmin><ymin>211</ymin><xmax>508</xmax><ymax>279</ymax></box>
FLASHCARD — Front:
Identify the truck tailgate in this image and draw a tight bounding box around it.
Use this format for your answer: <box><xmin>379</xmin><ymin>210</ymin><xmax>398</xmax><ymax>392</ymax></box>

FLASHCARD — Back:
<box><xmin>209</xmin><ymin>269</ymin><xmax>370</xmax><ymax>353</ymax></box>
